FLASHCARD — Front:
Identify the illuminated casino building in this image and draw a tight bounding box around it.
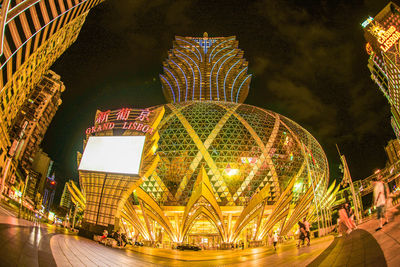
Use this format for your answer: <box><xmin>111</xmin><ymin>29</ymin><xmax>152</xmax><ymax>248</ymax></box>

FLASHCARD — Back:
<box><xmin>0</xmin><ymin>0</ymin><xmax>104</xmax><ymax>198</ymax></box>
<box><xmin>363</xmin><ymin>2</ymin><xmax>400</xmax><ymax>139</ymax></box>
<box><xmin>79</xmin><ymin>33</ymin><xmax>332</xmax><ymax>248</ymax></box>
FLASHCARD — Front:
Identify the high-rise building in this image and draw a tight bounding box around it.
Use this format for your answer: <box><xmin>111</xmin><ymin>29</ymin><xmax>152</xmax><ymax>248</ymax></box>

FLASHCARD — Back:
<box><xmin>160</xmin><ymin>33</ymin><xmax>251</xmax><ymax>103</ymax></box>
<box><xmin>42</xmin><ymin>174</ymin><xmax>56</xmax><ymax>212</ymax></box>
<box><xmin>0</xmin><ymin>0</ymin><xmax>104</xmax><ymax>129</ymax></box>
<box><xmin>385</xmin><ymin>139</ymin><xmax>400</xmax><ymax>164</ymax></box>
<box><xmin>10</xmin><ymin>70</ymin><xmax>64</xmax><ymax>171</ymax></box>
<box><xmin>29</xmin><ymin>148</ymin><xmax>51</xmax><ymax>207</ymax></box>
<box><xmin>25</xmin><ymin>169</ymin><xmax>40</xmax><ymax>205</ymax></box>
<box><xmin>60</xmin><ymin>181</ymin><xmax>72</xmax><ymax>210</ymax></box>
<box><xmin>79</xmin><ymin>34</ymin><xmax>331</xmax><ymax>247</ymax></box>
<box><xmin>363</xmin><ymin>2</ymin><xmax>400</xmax><ymax>139</ymax></box>
<box><xmin>0</xmin><ymin>0</ymin><xmax>104</xmax><ymax>195</ymax></box>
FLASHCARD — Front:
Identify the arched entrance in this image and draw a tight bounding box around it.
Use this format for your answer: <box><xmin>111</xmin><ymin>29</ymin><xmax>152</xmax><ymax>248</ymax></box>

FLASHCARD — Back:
<box><xmin>185</xmin><ymin>214</ymin><xmax>221</xmax><ymax>249</ymax></box>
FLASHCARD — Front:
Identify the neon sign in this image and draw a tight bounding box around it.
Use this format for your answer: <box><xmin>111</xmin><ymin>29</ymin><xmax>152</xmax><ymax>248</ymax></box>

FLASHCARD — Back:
<box><xmin>378</xmin><ymin>25</ymin><xmax>400</xmax><ymax>52</ymax></box>
<box><xmin>86</xmin><ymin>108</ymin><xmax>155</xmax><ymax>135</ymax></box>
<box><xmin>95</xmin><ymin>110</ymin><xmax>110</xmax><ymax>124</ymax></box>
<box><xmin>116</xmin><ymin>108</ymin><xmax>131</xmax><ymax>121</ymax></box>
<box><xmin>362</xmin><ymin>16</ymin><xmax>374</xmax><ymax>28</ymax></box>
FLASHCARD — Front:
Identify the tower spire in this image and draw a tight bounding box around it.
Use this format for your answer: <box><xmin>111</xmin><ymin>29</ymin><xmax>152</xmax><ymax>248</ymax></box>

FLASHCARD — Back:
<box><xmin>160</xmin><ymin>35</ymin><xmax>251</xmax><ymax>103</ymax></box>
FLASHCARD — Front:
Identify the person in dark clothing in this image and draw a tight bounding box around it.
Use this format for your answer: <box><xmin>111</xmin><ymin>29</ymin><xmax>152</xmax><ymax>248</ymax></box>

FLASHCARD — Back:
<box><xmin>108</xmin><ymin>231</ymin><xmax>114</xmax><ymax>238</ymax></box>
<box><xmin>296</xmin><ymin>221</ymin><xmax>309</xmax><ymax>247</ymax></box>
<box><xmin>121</xmin><ymin>233</ymin><xmax>128</xmax><ymax>247</ymax></box>
<box><xmin>345</xmin><ymin>203</ymin><xmax>357</xmax><ymax>230</ymax></box>
<box><xmin>113</xmin><ymin>231</ymin><xmax>121</xmax><ymax>246</ymax></box>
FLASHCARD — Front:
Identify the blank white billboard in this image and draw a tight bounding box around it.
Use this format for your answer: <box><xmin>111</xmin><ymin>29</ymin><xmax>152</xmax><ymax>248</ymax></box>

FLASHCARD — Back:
<box><xmin>78</xmin><ymin>136</ymin><xmax>146</xmax><ymax>175</ymax></box>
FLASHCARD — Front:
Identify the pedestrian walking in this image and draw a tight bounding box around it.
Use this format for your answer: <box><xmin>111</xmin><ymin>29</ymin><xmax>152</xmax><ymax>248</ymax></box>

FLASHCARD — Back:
<box><xmin>303</xmin><ymin>217</ymin><xmax>311</xmax><ymax>246</ymax></box>
<box><xmin>373</xmin><ymin>177</ymin><xmax>386</xmax><ymax>231</ymax></box>
<box><xmin>273</xmin><ymin>232</ymin><xmax>279</xmax><ymax>251</ymax></box>
<box><xmin>121</xmin><ymin>232</ymin><xmax>128</xmax><ymax>247</ymax></box>
<box><xmin>384</xmin><ymin>182</ymin><xmax>391</xmax><ymax>225</ymax></box>
<box><xmin>338</xmin><ymin>204</ymin><xmax>353</xmax><ymax>237</ymax></box>
<box><xmin>296</xmin><ymin>221</ymin><xmax>308</xmax><ymax>247</ymax></box>
<box><xmin>113</xmin><ymin>230</ymin><xmax>122</xmax><ymax>246</ymax></box>
<box><xmin>345</xmin><ymin>203</ymin><xmax>357</xmax><ymax>229</ymax></box>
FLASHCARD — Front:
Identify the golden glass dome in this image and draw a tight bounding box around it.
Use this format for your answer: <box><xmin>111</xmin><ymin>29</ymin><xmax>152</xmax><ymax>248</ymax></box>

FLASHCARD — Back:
<box><xmin>140</xmin><ymin>101</ymin><xmax>328</xmax><ymax>207</ymax></box>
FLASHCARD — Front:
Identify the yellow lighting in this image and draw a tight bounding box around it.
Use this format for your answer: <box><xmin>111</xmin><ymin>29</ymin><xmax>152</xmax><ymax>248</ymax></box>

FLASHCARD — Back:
<box><xmin>151</xmin><ymin>144</ymin><xmax>157</xmax><ymax>154</ymax></box>
<box><xmin>294</xmin><ymin>183</ymin><xmax>302</xmax><ymax>191</ymax></box>
<box><xmin>225</xmin><ymin>168</ymin><xmax>239</xmax><ymax>176</ymax></box>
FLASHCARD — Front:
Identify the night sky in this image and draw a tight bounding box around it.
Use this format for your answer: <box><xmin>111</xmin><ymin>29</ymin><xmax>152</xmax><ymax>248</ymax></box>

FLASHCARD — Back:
<box><xmin>42</xmin><ymin>0</ymin><xmax>396</xmax><ymax>200</ymax></box>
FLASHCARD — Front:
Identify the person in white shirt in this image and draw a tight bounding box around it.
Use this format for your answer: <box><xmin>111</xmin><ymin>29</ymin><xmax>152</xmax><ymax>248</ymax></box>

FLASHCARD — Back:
<box><xmin>273</xmin><ymin>232</ymin><xmax>279</xmax><ymax>251</ymax></box>
<box><xmin>373</xmin><ymin>178</ymin><xmax>386</xmax><ymax>231</ymax></box>
<box><xmin>303</xmin><ymin>217</ymin><xmax>311</xmax><ymax>246</ymax></box>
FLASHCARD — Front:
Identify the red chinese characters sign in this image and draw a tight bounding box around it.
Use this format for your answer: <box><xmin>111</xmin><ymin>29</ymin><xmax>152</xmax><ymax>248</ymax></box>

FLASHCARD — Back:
<box><xmin>86</xmin><ymin>107</ymin><xmax>155</xmax><ymax>135</ymax></box>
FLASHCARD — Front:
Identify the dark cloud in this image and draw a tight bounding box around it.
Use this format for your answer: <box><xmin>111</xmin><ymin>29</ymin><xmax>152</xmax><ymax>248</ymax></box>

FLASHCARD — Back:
<box><xmin>246</xmin><ymin>0</ymin><xmax>393</xmax><ymax>180</ymax></box>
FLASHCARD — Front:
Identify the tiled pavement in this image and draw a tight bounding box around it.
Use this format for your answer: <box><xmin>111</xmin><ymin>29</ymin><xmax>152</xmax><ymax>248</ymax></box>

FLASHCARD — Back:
<box><xmin>51</xmin><ymin>234</ymin><xmax>161</xmax><ymax>266</ymax></box>
<box><xmin>2</xmin><ymin>201</ymin><xmax>400</xmax><ymax>266</ymax></box>
<box><xmin>50</xmin><ymin>233</ymin><xmax>334</xmax><ymax>266</ymax></box>
<box><xmin>308</xmin><ymin>229</ymin><xmax>386</xmax><ymax>267</ymax></box>
<box><xmin>357</xmin><ymin>205</ymin><xmax>400</xmax><ymax>267</ymax></box>
<box><xmin>308</xmin><ymin>204</ymin><xmax>400</xmax><ymax>267</ymax></box>
<box><xmin>0</xmin><ymin>204</ymin><xmax>70</xmax><ymax>266</ymax></box>
<box><xmin>49</xmin><ymin>205</ymin><xmax>400</xmax><ymax>266</ymax></box>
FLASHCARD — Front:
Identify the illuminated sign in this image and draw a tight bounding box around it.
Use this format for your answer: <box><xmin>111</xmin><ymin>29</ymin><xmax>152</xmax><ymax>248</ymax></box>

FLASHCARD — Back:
<box><xmin>362</xmin><ymin>16</ymin><xmax>374</xmax><ymax>28</ymax></box>
<box><xmin>86</xmin><ymin>107</ymin><xmax>155</xmax><ymax>135</ymax></box>
<box><xmin>78</xmin><ymin>136</ymin><xmax>146</xmax><ymax>175</ymax></box>
<box><xmin>377</xmin><ymin>26</ymin><xmax>400</xmax><ymax>52</ymax></box>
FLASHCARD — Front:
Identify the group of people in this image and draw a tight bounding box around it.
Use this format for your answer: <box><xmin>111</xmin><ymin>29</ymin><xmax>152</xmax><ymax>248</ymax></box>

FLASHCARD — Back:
<box><xmin>99</xmin><ymin>229</ymin><xmax>130</xmax><ymax>247</ymax></box>
<box><xmin>297</xmin><ymin>217</ymin><xmax>311</xmax><ymax>247</ymax></box>
<box><xmin>337</xmin><ymin>177</ymin><xmax>391</xmax><ymax>236</ymax></box>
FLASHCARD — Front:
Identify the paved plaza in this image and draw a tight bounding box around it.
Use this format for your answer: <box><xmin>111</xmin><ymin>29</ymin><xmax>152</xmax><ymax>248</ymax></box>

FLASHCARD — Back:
<box><xmin>2</xmin><ymin>203</ymin><xmax>400</xmax><ymax>266</ymax></box>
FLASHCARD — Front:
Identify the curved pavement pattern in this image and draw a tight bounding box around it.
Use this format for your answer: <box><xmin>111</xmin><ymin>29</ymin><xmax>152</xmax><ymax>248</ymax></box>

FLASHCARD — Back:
<box><xmin>50</xmin><ymin>234</ymin><xmax>334</xmax><ymax>267</ymax></box>
<box><xmin>0</xmin><ymin>203</ymin><xmax>334</xmax><ymax>267</ymax></box>
<box><xmin>3</xmin><ymin>202</ymin><xmax>400</xmax><ymax>266</ymax></box>
<box><xmin>308</xmin><ymin>229</ymin><xmax>386</xmax><ymax>267</ymax></box>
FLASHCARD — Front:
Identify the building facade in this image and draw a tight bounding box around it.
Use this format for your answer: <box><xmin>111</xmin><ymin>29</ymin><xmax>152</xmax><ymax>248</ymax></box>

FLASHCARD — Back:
<box><xmin>10</xmin><ymin>70</ymin><xmax>64</xmax><ymax>170</ymax></box>
<box><xmin>385</xmin><ymin>139</ymin><xmax>400</xmax><ymax>165</ymax></box>
<box><xmin>160</xmin><ymin>33</ymin><xmax>251</xmax><ymax>103</ymax></box>
<box><xmin>42</xmin><ymin>174</ymin><xmax>56</xmax><ymax>212</ymax></box>
<box><xmin>363</xmin><ymin>2</ymin><xmax>400</xmax><ymax>139</ymax></box>
<box><xmin>79</xmin><ymin>34</ymin><xmax>331</xmax><ymax>248</ymax></box>
<box><xmin>78</xmin><ymin>106</ymin><xmax>165</xmax><ymax>237</ymax></box>
<box><xmin>60</xmin><ymin>181</ymin><xmax>72</xmax><ymax>210</ymax></box>
<box><xmin>29</xmin><ymin>148</ymin><xmax>51</xmax><ymax>209</ymax></box>
<box><xmin>0</xmin><ymin>0</ymin><xmax>104</xmax><ymax>202</ymax></box>
<box><xmin>0</xmin><ymin>70</ymin><xmax>64</xmax><ymax>208</ymax></box>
